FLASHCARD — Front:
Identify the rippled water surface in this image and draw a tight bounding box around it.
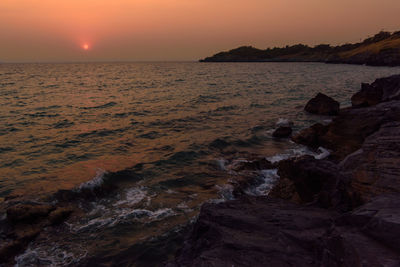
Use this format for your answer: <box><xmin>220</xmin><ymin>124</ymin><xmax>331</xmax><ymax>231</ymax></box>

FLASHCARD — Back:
<box><xmin>1</xmin><ymin>62</ymin><xmax>400</xmax><ymax>265</ymax></box>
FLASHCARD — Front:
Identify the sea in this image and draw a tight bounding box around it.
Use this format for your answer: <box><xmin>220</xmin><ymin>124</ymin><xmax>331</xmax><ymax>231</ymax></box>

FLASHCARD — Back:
<box><xmin>1</xmin><ymin>62</ymin><xmax>399</xmax><ymax>266</ymax></box>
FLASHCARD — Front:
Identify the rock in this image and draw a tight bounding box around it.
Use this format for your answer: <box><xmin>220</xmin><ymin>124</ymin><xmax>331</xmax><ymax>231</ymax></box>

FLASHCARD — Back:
<box><xmin>169</xmin><ymin>196</ymin><xmax>400</xmax><ymax>266</ymax></box>
<box><xmin>292</xmin><ymin>100</ymin><xmax>400</xmax><ymax>161</ymax></box>
<box><xmin>291</xmin><ymin>123</ymin><xmax>328</xmax><ymax>149</ymax></box>
<box><xmin>272</xmin><ymin>126</ymin><xmax>292</xmax><ymax>138</ymax></box>
<box><xmin>6</xmin><ymin>203</ymin><xmax>54</xmax><ymax>224</ymax></box>
<box><xmin>169</xmin><ymin>197</ymin><xmax>335</xmax><ymax>267</ymax></box>
<box><xmin>351</xmin><ymin>74</ymin><xmax>400</xmax><ymax>107</ymax></box>
<box><xmin>336</xmin><ymin>193</ymin><xmax>400</xmax><ymax>256</ymax></box>
<box><xmin>0</xmin><ymin>225</ymin><xmax>40</xmax><ymax>264</ymax></box>
<box><xmin>340</xmin><ymin>121</ymin><xmax>400</xmax><ymax>202</ymax></box>
<box><xmin>47</xmin><ymin>207</ymin><xmax>73</xmax><ymax>225</ymax></box>
<box><xmin>276</xmin><ymin>156</ymin><xmax>360</xmax><ymax>211</ymax></box>
<box><xmin>304</xmin><ymin>93</ymin><xmax>340</xmax><ymax>115</ymax></box>
<box><xmin>232</xmin><ymin>158</ymin><xmax>274</xmax><ymax>172</ymax></box>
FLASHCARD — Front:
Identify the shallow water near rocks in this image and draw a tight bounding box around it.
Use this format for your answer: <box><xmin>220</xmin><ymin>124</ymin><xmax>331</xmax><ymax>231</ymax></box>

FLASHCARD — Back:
<box><xmin>1</xmin><ymin>62</ymin><xmax>400</xmax><ymax>265</ymax></box>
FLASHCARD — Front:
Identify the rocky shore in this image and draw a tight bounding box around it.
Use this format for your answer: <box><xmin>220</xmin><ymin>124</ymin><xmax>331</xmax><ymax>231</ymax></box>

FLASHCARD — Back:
<box><xmin>168</xmin><ymin>74</ymin><xmax>400</xmax><ymax>266</ymax></box>
<box><xmin>200</xmin><ymin>31</ymin><xmax>400</xmax><ymax>67</ymax></box>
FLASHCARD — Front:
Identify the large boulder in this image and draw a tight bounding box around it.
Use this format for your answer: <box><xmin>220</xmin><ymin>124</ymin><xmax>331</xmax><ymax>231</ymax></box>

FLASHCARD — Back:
<box><xmin>168</xmin><ymin>197</ymin><xmax>335</xmax><ymax>267</ymax></box>
<box><xmin>351</xmin><ymin>74</ymin><xmax>400</xmax><ymax>107</ymax></box>
<box><xmin>169</xmin><ymin>196</ymin><xmax>400</xmax><ymax>267</ymax></box>
<box><xmin>274</xmin><ymin>156</ymin><xmax>360</xmax><ymax>211</ymax></box>
<box><xmin>291</xmin><ymin>123</ymin><xmax>328</xmax><ymax>149</ymax></box>
<box><xmin>304</xmin><ymin>93</ymin><xmax>340</xmax><ymax>115</ymax></box>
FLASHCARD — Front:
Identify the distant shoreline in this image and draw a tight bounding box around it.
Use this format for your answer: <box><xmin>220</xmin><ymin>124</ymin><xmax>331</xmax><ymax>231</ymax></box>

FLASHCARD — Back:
<box><xmin>200</xmin><ymin>30</ymin><xmax>400</xmax><ymax>67</ymax></box>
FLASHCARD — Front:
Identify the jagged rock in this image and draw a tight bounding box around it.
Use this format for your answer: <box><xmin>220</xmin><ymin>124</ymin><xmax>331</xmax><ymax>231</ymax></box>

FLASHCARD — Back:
<box><xmin>304</xmin><ymin>93</ymin><xmax>340</xmax><ymax>115</ymax></box>
<box><xmin>276</xmin><ymin>156</ymin><xmax>360</xmax><ymax>211</ymax></box>
<box><xmin>351</xmin><ymin>74</ymin><xmax>400</xmax><ymax>107</ymax></box>
<box><xmin>340</xmin><ymin>121</ymin><xmax>400</xmax><ymax>202</ymax></box>
<box><xmin>291</xmin><ymin>123</ymin><xmax>328</xmax><ymax>149</ymax></box>
<box><xmin>292</xmin><ymin>100</ymin><xmax>400</xmax><ymax>161</ymax></box>
<box><xmin>6</xmin><ymin>203</ymin><xmax>54</xmax><ymax>224</ymax></box>
<box><xmin>169</xmin><ymin>196</ymin><xmax>400</xmax><ymax>266</ymax></box>
<box><xmin>169</xmin><ymin>197</ymin><xmax>335</xmax><ymax>267</ymax></box>
<box><xmin>272</xmin><ymin>126</ymin><xmax>292</xmax><ymax>138</ymax></box>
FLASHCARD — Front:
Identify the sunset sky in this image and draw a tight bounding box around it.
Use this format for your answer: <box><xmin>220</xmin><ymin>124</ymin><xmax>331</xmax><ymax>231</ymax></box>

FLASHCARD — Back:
<box><xmin>1</xmin><ymin>0</ymin><xmax>400</xmax><ymax>62</ymax></box>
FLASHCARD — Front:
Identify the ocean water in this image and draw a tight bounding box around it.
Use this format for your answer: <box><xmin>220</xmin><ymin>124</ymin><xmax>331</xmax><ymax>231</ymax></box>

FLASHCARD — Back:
<box><xmin>1</xmin><ymin>62</ymin><xmax>400</xmax><ymax>265</ymax></box>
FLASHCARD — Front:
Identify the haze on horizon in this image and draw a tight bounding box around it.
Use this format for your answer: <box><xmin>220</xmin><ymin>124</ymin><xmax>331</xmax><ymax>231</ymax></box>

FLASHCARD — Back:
<box><xmin>1</xmin><ymin>0</ymin><xmax>400</xmax><ymax>62</ymax></box>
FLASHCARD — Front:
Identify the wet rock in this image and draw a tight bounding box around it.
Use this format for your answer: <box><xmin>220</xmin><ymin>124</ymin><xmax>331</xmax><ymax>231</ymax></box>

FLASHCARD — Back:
<box><xmin>232</xmin><ymin>158</ymin><xmax>274</xmax><ymax>172</ymax></box>
<box><xmin>0</xmin><ymin>225</ymin><xmax>40</xmax><ymax>264</ymax></box>
<box><xmin>293</xmin><ymin>101</ymin><xmax>400</xmax><ymax>161</ymax></box>
<box><xmin>272</xmin><ymin>126</ymin><xmax>292</xmax><ymax>138</ymax></box>
<box><xmin>47</xmin><ymin>207</ymin><xmax>73</xmax><ymax>225</ymax></box>
<box><xmin>351</xmin><ymin>74</ymin><xmax>400</xmax><ymax>107</ymax></box>
<box><xmin>340</xmin><ymin>121</ymin><xmax>400</xmax><ymax>202</ymax></box>
<box><xmin>304</xmin><ymin>93</ymin><xmax>340</xmax><ymax>115</ymax></box>
<box><xmin>6</xmin><ymin>203</ymin><xmax>54</xmax><ymax>224</ymax></box>
<box><xmin>291</xmin><ymin>123</ymin><xmax>328</xmax><ymax>149</ymax></box>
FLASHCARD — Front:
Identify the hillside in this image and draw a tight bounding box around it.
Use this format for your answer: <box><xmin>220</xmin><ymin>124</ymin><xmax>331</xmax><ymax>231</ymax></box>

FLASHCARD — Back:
<box><xmin>200</xmin><ymin>31</ymin><xmax>400</xmax><ymax>66</ymax></box>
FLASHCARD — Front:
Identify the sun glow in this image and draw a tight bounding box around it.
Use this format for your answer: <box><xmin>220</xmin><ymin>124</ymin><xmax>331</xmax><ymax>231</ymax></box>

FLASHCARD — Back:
<box><xmin>82</xmin><ymin>43</ymin><xmax>90</xmax><ymax>50</ymax></box>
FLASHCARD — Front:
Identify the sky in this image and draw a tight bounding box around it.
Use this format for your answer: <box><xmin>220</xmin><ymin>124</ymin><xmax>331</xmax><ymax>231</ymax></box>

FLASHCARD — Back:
<box><xmin>1</xmin><ymin>0</ymin><xmax>400</xmax><ymax>62</ymax></box>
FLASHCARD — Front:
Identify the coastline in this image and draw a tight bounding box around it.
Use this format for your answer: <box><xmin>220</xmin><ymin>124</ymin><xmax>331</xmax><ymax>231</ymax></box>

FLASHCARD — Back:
<box><xmin>199</xmin><ymin>31</ymin><xmax>400</xmax><ymax>67</ymax></box>
<box><xmin>1</xmin><ymin>66</ymin><xmax>400</xmax><ymax>266</ymax></box>
<box><xmin>168</xmin><ymin>74</ymin><xmax>400</xmax><ymax>266</ymax></box>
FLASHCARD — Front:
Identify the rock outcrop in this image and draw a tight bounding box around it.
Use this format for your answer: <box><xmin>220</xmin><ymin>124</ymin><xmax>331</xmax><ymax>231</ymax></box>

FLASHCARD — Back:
<box><xmin>272</xmin><ymin>126</ymin><xmax>292</xmax><ymax>138</ymax></box>
<box><xmin>351</xmin><ymin>74</ymin><xmax>400</xmax><ymax>107</ymax></box>
<box><xmin>304</xmin><ymin>93</ymin><xmax>340</xmax><ymax>115</ymax></box>
<box><xmin>0</xmin><ymin>202</ymin><xmax>74</xmax><ymax>264</ymax></box>
<box><xmin>170</xmin><ymin>74</ymin><xmax>400</xmax><ymax>266</ymax></box>
<box><xmin>169</xmin><ymin>195</ymin><xmax>400</xmax><ymax>267</ymax></box>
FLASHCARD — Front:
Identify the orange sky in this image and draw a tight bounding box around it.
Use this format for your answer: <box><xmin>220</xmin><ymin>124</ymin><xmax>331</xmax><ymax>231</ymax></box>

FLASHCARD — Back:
<box><xmin>1</xmin><ymin>0</ymin><xmax>400</xmax><ymax>62</ymax></box>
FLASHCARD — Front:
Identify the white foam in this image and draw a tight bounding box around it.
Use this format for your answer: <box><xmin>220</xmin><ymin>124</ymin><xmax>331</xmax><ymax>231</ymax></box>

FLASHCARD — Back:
<box><xmin>276</xmin><ymin>118</ymin><xmax>293</xmax><ymax>127</ymax></box>
<box><xmin>74</xmin><ymin>207</ymin><xmax>175</xmax><ymax>233</ymax></box>
<box><xmin>15</xmin><ymin>244</ymin><xmax>88</xmax><ymax>267</ymax></box>
<box><xmin>77</xmin><ymin>168</ymin><xmax>107</xmax><ymax>191</ymax></box>
<box><xmin>244</xmin><ymin>169</ymin><xmax>279</xmax><ymax>196</ymax></box>
<box><xmin>215</xmin><ymin>159</ymin><xmax>228</xmax><ymax>171</ymax></box>
<box><xmin>267</xmin><ymin>146</ymin><xmax>314</xmax><ymax>163</ymax></box>
<box><xmin>215</xmin><ymin>184</ymin><xmax>235</xmax><ymax>201</ymax></box>
<box><xmin>315</xmin><ymin>147</ymin><xmax>331</xmax><ymax>160</ymax></box>
<box><xmin>113</xmin><ymin>187</ymin><xmax>146</xmax><ymax>207</ymax></box>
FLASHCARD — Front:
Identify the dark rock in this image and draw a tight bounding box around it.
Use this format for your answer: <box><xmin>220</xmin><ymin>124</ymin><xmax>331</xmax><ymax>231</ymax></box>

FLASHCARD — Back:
<box><xmin>47</xmin><ymin>207</ymin><xmax>73</xmax><ymax>225</ymax></box>
<box><xmin>0</xmin><ymin>225</ymin><xmax>40</xmax><ymax>263</ymax></box>
<box><xmin>169</xmin><ymin>197</ymin><xmax>335</xmax><ymax>267</ymax></box>
<box><xmin>276</xmin><ymin>155</ymin><xmax>360</xmax><ymax>211</ymax></box>
<box><xmin>304</xmin><ymin>93</ymin><xmax>340</xmax><ymax>115</ymax></box>
<box><xmin>232</xmin><ymin>158</ymin><xmax>274</xmax><ymax>172</ymax></box>
<box><xmin>351</xmin><ymin>74</ymin><xmax>400</xmax><ymax>107</ymax></box>
<box><xmin>291</xmin><ymin>123</ymin><xmax>328</xmax><ymax>149</ymax></box>
<box><xmin>6</xmin><ymin>203</ymin><xmax>54</xmax><ymax>224</ymax></box>
<box><xmin>337</xmin><ymin>193</ymin><xmax>400</xmax><ymax>253</ymax></box>
<box><xmin>340</xmin><ymin>121</ymin><xmax>400</xmax><ymax>202</ymax></box>
<box><xmin>170</xmin><ymin>196</ymin><xmax>400</xmax><ymax>266</ymax></box>
<box><xmin>292</xmin><ymin>101</ymin><xmax>400</xmax><ymax>161</ymax></box>
<box><xmin>272</xmin><ymin>126</ymin><xmax>292</xmax><ymax>138</ymax></box>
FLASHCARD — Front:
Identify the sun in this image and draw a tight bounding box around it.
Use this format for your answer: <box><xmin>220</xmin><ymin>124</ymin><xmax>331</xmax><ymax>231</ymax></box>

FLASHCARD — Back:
<box><xmin>82</xmin><ymin>43</ymin><xmax>90</xmax><ymax>50</ymax></box>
